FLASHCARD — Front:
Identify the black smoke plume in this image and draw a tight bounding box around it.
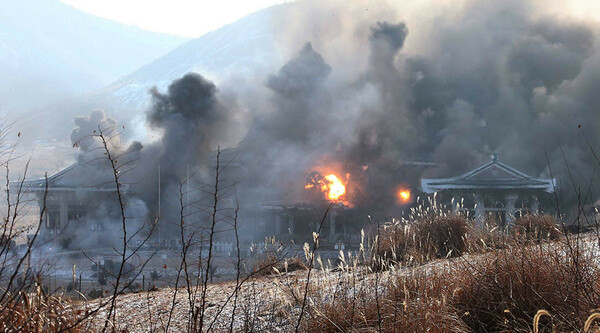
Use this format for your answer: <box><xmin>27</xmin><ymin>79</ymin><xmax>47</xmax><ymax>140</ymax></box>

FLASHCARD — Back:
<box><xmin>71</xmin><ymin>0</ymin><xmax>600</xmax><ymax>235</ymax></box>
<box><xmin>137</xmin><ymin>73</ymin><xmax>242</xmax><ymax>230</ymax></box>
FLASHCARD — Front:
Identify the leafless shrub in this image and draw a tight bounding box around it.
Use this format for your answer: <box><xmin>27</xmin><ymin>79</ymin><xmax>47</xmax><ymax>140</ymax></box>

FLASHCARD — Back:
<box><xmin>58</xmin><ymin>125</ymin><xmax>157</xmax><ymax>332</ymax></box>
<box><xmin>0</xmin><ymin>121</ymin><xmax>66</xmax><ymax>332</ymax></box>
<box><xmin>294</xmin><ymin>203</ymin><xmax>333</xmax><ymax>332</ymax></box>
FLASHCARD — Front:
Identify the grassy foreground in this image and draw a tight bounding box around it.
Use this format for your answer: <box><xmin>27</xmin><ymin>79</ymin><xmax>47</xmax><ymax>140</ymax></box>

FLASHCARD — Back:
<box><xmin>3</xmin><ymin>213</ymin><xmax>600</xmax><ymax>332</ymax></box>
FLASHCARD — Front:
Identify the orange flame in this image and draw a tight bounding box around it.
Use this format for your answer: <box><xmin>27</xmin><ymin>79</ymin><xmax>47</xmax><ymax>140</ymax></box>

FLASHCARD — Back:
<box><xmin>398</xmin><ymin>188</ymin><xmax>411</xmax><ymax>204</ymax></box>
<box><xmin>305</xmin><ymin>171</ymin><xmax>348</xmax><ymax>203</ymax></box>
<box><xmin>323</xmin><ymin>174</ymin><xmax>346</xmax><ymax>200</ymax></box>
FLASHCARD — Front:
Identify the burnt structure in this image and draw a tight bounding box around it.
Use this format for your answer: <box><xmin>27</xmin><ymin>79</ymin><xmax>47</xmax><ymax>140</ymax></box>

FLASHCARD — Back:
<box><xmin>421</xmin><ymin>154</ymin><xmax>556</xmax><ymax>227</ymax></box>
<box><xmin>238</xmin><ymin>203</ymin><xmax>363</xmax><ymax>245</ymax></box>
<box><xmin>14</xmin><ymin>158</ymin><xmax>361</xmax><ymax>249</ymax></box>
<box><xmin>14</xmin><ymin>161</ymin><xmax>127</xmax><ymax>248</ymax></box>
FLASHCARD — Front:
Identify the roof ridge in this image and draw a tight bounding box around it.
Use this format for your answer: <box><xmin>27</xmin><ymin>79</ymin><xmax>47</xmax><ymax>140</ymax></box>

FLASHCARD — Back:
<box><xmin>421</xmin><ymin>155</ymin><xmax>556</xmax><ymax>193</ymax></box>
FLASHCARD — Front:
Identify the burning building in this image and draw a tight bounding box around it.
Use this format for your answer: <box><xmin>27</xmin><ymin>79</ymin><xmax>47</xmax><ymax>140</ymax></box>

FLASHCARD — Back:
<box><xmin>15</xmin><ymin>5</ymin><xmax>598</xmax><ymax>248</ymax></box>
<box><xmin>421</xmin><ymin>154</ymin><xmax>556</xmax><ymax>227</ymax></box>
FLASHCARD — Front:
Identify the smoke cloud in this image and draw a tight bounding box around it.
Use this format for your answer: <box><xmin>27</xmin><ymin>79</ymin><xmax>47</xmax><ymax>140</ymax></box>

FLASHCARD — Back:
<box><xmin>146</xmin><ymin>73</ymin><xmax>234</xmax><ymax>178</ymax></box>
<box><xmin>70</xmin><ymin>0</ymin><xmax>600</xmax><ymax>235</ymax></box>
<box><xmin>269</xmin><ymin>0</ymin><xmax>599</xmax><ymax>210</ymax></box>
<box><xmin>264</xmin><ymin>42</ymin><xmax>331</xmax><ymax>143</ymax></box>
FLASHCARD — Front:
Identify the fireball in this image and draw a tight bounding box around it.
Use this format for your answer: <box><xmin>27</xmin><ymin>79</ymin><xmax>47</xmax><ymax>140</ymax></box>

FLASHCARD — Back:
<box><xmin>398</xmin><ymin>188</ymin><xmax>411</xmax><ymax>204</ymax></box>
<box><xmin>324</xmin><ymin>174</ymin><xmax>345</xmax><ymax>200</ymax></box>
<box><xmin>305</xmin><ymin>171</ymin><xmax>348</xmax><ymax>203</ymax></box>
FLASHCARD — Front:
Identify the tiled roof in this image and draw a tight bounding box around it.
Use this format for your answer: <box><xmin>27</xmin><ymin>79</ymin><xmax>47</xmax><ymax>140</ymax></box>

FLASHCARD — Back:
<box><xmin>12</xmin><ymin>161</ymin><xmax>120</xmax><ymax>192</ymax></box>
<box><xmin>421</xmin><ymin>156</ymin><xmax>555</xmax><ymax>193</ymax></box>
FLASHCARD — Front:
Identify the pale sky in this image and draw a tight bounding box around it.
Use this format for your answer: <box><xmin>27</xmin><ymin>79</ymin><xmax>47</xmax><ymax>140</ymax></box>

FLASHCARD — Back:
<box><xmin>60</xmin><ymin>0</ymin><xmax>292</xmax><ymax>38</ymax></box>
<box><xmin>60</xmin><ymin>0</ymin><xmax>600</xmax><ymax>39</ymax></box>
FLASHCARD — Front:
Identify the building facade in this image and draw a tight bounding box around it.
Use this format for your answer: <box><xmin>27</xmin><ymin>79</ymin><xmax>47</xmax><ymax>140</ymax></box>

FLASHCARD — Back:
<box><xmin>13</xmin><ymin>161</ymin><xmax>126</xmax><ymax>247</ymax></box>
<box><xmin>421</xmin><ymin>154</ymin><xmax>555</xmax><ymax>227</ymax></box>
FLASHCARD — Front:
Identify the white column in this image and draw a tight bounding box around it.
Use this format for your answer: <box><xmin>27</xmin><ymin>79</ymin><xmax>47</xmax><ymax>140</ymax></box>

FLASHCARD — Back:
<box><xmin>531</xmin><ymin>197</ymin><xmax>539</xmax><ymax>214</ymax></box>
<box><xmin>59</xmin><ymin>195</ymin><xmax>68</xmax><ymax>232</ymax></box>
<box><xmin>274</xmin><ymin>214</ymin><xmax>282</xmax><ymax>236</ymax></box>
<box><xmin>474</xmin><ymin>195</ymin><xmax>484</xmax><ymax>226</ymax></box>
<box><xmin>289</xmin><ymin>214</ymin><xmax>295</xmax><ymax>236</ymax></box>
<box><xmin>329</xmin><ymin>210</ymin><xmax>337</xmax><ymax>242</ymax></box>
<box><xmin>505</xmin><ymin>194</ymin><xmax>518</xmax><ymax>227</ymax></box>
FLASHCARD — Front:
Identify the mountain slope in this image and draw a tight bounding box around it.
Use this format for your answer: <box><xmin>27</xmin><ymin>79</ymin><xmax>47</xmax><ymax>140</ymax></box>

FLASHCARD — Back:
<box><xmin>0</xmin><ymin>0</ymin><xmax>188</xmax><ymax>112</ymax></box>
<box><xmin>88</xmin><ymin>4</ymin><xmax>288</xmax><ymax>115</ymax></box>
<box><xmin>15</xmin><ymin>4</ymin><xmax>292</xmax><ymax>143</ymax></box>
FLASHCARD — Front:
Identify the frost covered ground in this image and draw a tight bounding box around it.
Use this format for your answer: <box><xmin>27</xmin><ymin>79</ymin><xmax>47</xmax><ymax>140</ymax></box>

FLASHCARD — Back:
<box><xmin>80</xmin><ymin>254</ymin><xmax>464</xmax><ymax>332</ymax></box>
<box><xmin>72</xmin><ymin>233</ymin><xmax>600</xmax><ymax>332</ymax></box>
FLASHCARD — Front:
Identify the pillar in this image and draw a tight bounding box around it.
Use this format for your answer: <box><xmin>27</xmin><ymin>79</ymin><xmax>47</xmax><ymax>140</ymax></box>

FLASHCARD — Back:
<box><xmin>531</xmin><ymin>197</ymin><xmax>539</xmax><ymax>214</ymax></box>
<box><xmin>329</xmin><ymin>210</ymin><xmax>337</xmax><ymax>242</ymax></box>
<box><xmin>274</xmin><ymin>214</ymin><xmax>282</xmax><ymax>236</ymax></box>
<box><xmin>288</xmin><ymin>213</ymin><xmax>295</xmax><ymax>236</ymax></box>
<box><xmin>505</xmin><ymin>194</ymin><xmax>518</xmax><ymax>228</ymax></box>
<box><xmin>474</xmin><ymin>195</ymin><xmax>484</xmax><ymax>226</ymax></box>
<box><xmin>59</xmin><ymin>194</ymin><xmax>68</xmax><ymax>232</ymax></box>
<box><xmin>38</xmin><ymin>196</ymin><xmax>48</xmax><ymax>229</ymax></box>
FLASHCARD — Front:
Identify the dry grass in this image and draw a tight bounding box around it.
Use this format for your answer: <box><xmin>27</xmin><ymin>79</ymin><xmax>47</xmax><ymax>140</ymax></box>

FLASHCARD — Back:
<box><xmin>454</xmin><ymin>244</ymin><xmax>600</xmax><ymax>332</ymax></box>
<box><xmin>305</xmin><ymin>240</ymin><xmax>600</xmax><ymax>333</ymax></box>
<box><xmin>61</xmin><ymin>231</ymin><xmax>600</xmax><ymax>332</ymax></box>
<box><xmin>415</xmin><ymin>214</ymin><xmax>468</xmax><ymax>259</ymax></box>
<box><xmin>466</xmin><ymin>220</ymin><xmax>515</xmax><ymax>253</ymax></box>
<box><xmin>372</xmin><ymin>213</ymin><xmax>469</xmax><ymax>270</ymax></box>
<box><xmin>303</xmin><ymin>207</ymin><xmax>596</xmax><ymax>333</ymax></box>
<box><xmin>0</xmin><ymin>288</ymin><xmax>81</xmax><ymax>333</ymax></box>
<box><xmin>301</xmin><ymin>268</ymin><xmax>470</xmax><ymax>333</ymax></box>
<box><xmin>0</xmin><ymin>206</ymin><xmax>593</xmax><ymax>333</ymax></box>
<box><xmin>251</xmin><ymin>255</ymin><xmax>308</xmax><ymax>277</ymax></box>
<box><xmin>513</xmin><ymin>214</ymin><xmax>562</xmax><ymax>243</ymax></box>
<box><xmin>372</xmin><ymin>221</ymin><xmax>416</xmax><ymax>270</ymax></box>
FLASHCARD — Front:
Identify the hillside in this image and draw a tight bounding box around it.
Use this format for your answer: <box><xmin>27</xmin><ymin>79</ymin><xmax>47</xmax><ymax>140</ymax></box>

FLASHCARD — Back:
<box><xmin>13</xmin><ymin>4</ymin><xmax>290</xmax><ymax>144</ymax></box>
<box><xmin>0</xmin><ymin>0</ymin><xmax>187</xmax><ymax>113</ymax></box>
<box><xmin>87</xmin><ymin>4</ymin><xmax>288</xmax><ymax>116</ymax></box>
